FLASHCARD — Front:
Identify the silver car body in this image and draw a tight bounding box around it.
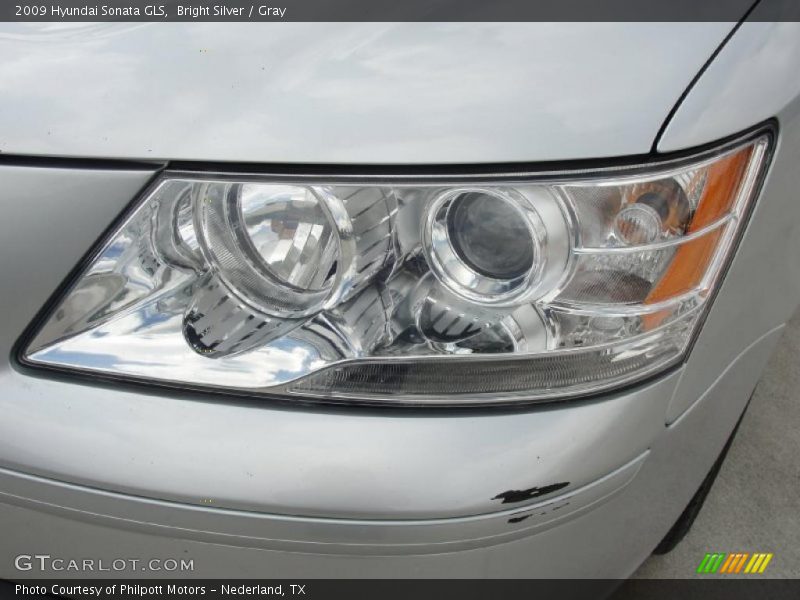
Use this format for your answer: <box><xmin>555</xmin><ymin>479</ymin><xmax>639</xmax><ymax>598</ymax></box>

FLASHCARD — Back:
<box><xmin>1</xmin><ymin>20</ymin><xmax>800</xmax><ymax>577</ymax></box>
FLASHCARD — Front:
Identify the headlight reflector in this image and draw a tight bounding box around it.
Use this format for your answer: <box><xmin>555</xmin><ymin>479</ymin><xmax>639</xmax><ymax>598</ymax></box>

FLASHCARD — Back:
<box><xmin>22</xmin><ymin>132</ymin><xmax>771</xmax><ymax>405</ymax></box>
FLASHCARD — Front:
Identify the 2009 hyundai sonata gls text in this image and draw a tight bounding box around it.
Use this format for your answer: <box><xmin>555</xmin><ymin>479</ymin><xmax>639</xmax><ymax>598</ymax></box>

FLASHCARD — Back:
<box><xmin>1</xmin><ymin>17</ymin><xmax>799</xmax><ymax>579</ymax></box>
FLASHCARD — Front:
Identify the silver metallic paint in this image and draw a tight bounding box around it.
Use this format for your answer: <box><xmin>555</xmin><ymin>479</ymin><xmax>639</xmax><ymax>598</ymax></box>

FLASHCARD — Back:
<box><xmin>658</xmin><ymin>22</ymin><xmax>800</xmax><ymax>153</ymax></box>
<box><xmin>0</xmin><ymin>452</ymin><xmax>648</xmax><ymax>555</ymax></box>
<box><xmin>0</xmin><ymin>22</ymin><xmax>733</xmax><ymax>163</ymax></box>
<box><xmin>2</xmin><ymin>18</ymin><xmax>800</xmax><ymax>578</ymax></box>
<box><xmin>0</xmin><ymin>329</ymin><xmax>782</xmax><ymax>577</ymax></box>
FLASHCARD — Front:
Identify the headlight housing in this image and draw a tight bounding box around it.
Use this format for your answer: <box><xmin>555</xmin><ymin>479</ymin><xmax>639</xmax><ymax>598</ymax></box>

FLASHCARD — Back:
<box><xmin>21</xmin><ymin>130</ymin><xmax>772</xmax><ymax>406</ymax></box>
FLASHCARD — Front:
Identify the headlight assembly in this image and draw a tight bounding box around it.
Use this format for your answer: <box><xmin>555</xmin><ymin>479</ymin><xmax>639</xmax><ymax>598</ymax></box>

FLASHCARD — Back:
<box><xmin>22</xmin><ymin>130</ymin><xmax>772</xmax><ymax>406</ymax></box>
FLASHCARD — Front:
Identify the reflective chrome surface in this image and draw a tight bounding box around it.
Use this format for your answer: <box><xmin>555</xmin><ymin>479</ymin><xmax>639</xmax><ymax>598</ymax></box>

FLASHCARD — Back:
<box><xmin>26</xmin><ymin>136</ymin><xmax>770</xmax><ymax>403</ymax></box>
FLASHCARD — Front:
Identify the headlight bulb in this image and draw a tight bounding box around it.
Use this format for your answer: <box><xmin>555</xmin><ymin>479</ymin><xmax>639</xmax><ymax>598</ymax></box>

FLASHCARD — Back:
<box><xmin>239</xmin><ymin>184</ymin><xmax>341</xmax><ymax>293</ymax></box>
<box><xmin>184</xmin><ymin>183</ymin><xmax>355</xmax><ymax>357</ymax></box>
<box><xmin>613</xmin><ymin>179</ymin><xmax>692</xmax><ymax>245</ymax></box>
<box><xmin>183</xmin><ymin>183</ymin><xmax>398</xmax><ymax>357</ymax></box>
<box><xmin>613</xmin><ymin>202</ymin><xmax>663</xmax><ymax>245</ymax></box>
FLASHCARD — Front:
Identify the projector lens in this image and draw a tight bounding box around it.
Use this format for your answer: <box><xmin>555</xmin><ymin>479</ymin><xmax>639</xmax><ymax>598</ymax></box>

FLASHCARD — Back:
<box><xmin>447</xmin><ymin>192</ymin><xmax>534</xmax><ymax>279</ymax></box>
<box><xmin>423</xmin><ymin>187</ymin><xmax>557</xmax><ymax>306</ymax></box>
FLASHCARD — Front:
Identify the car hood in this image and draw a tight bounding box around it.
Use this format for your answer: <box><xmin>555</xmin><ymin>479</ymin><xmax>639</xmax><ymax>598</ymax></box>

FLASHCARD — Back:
<box><xmin>0</xmin><ymin>22</ymin><xmax>736</xmax><ymax>164</ymax></box>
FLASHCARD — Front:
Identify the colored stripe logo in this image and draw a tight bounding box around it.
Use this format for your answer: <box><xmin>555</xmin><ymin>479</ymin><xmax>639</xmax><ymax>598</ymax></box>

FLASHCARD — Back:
<box><xmin>697</xmin><ymin>552</ymin><xmax>773</xmax><ymax>574</ymax></box>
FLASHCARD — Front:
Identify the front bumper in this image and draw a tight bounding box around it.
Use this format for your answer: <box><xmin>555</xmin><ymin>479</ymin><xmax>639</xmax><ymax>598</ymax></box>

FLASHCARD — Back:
<box><xmin>0</xmin><ymin>326</ymin><xmax>782</xmax><ymax>577</ymax></box>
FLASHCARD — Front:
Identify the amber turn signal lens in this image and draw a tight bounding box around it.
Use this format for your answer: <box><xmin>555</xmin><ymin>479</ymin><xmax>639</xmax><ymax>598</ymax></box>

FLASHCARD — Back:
<box><xmin>643</xmin><ymin>146</ymin><xmax>758</xmax><ymax>329</ymax></box>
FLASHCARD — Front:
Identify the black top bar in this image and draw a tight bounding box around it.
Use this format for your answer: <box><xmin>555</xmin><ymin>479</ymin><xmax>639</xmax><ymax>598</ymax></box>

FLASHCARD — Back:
<box><xmin>2</xmin><ymin>0</ymin><xmax>799</xmax><ymax>23</ymax></box>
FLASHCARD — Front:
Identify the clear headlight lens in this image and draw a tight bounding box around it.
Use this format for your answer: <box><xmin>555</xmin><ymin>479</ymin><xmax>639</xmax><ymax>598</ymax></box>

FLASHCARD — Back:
<box><xmin>23</xmin><ymin>133</ymin><xmax>771</xmax><ymax>405</ymax></box>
